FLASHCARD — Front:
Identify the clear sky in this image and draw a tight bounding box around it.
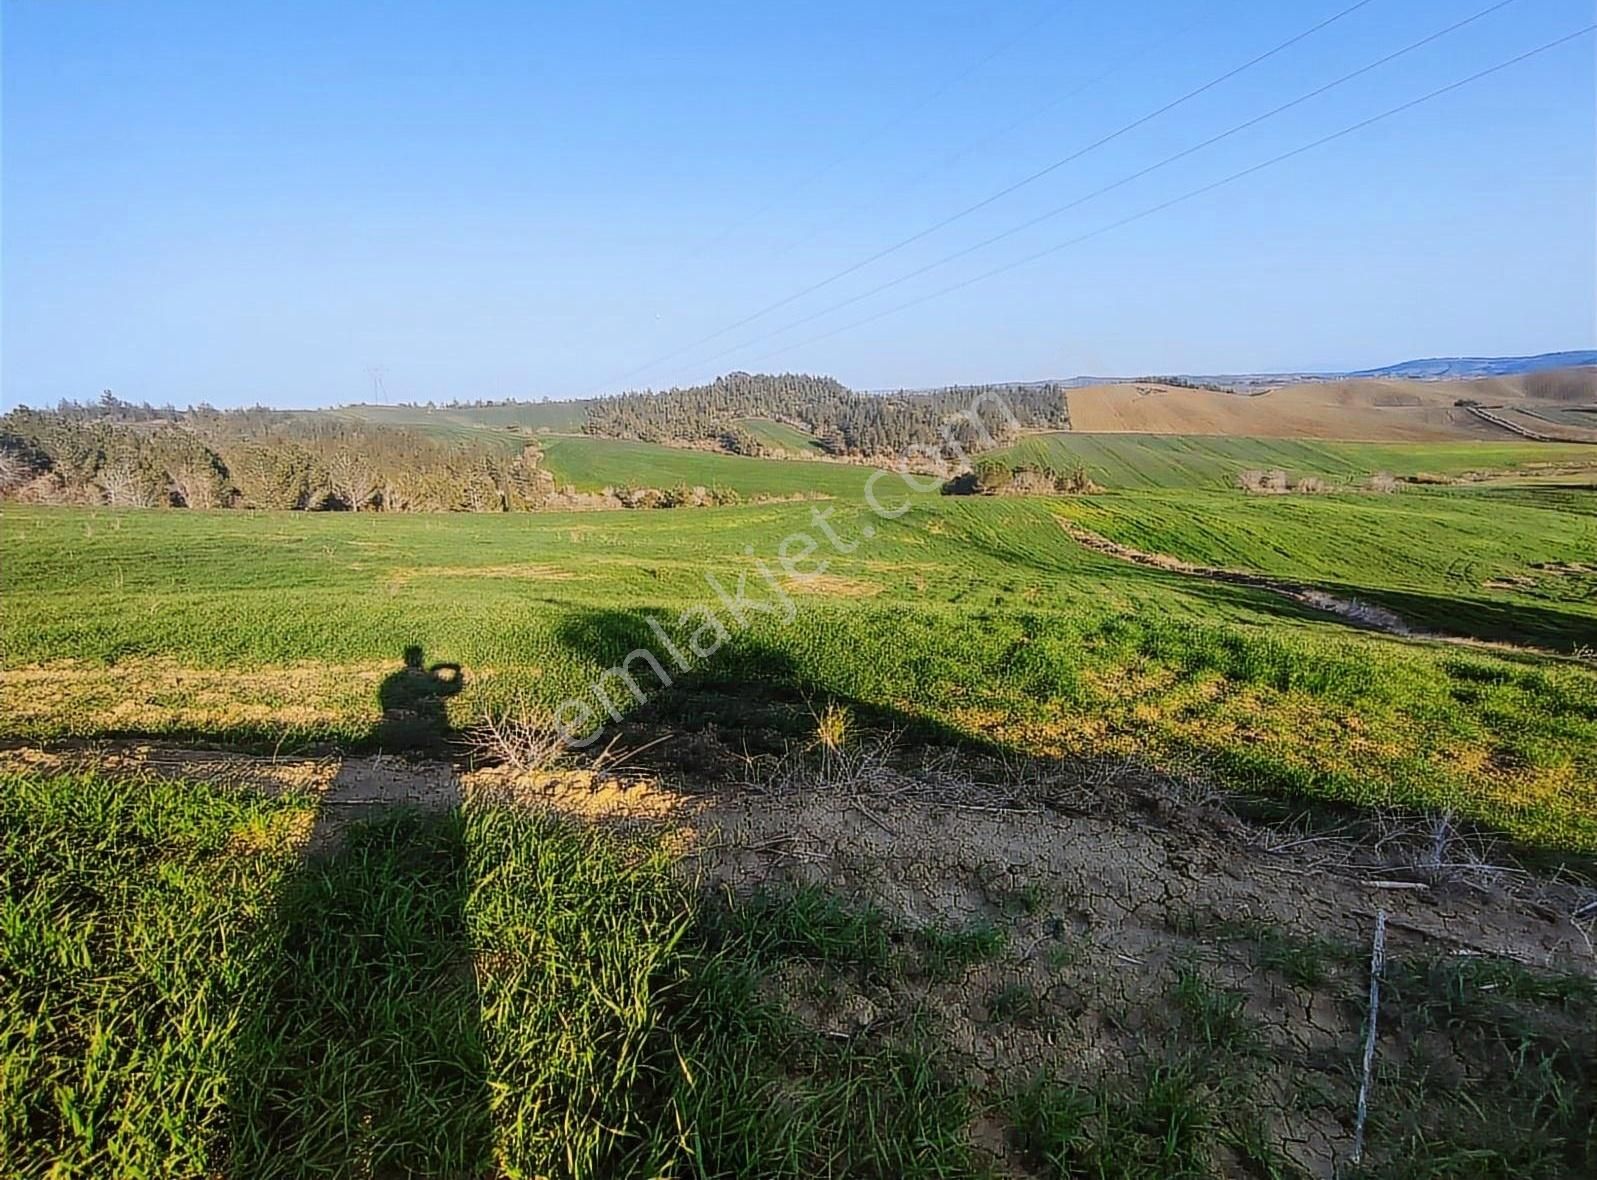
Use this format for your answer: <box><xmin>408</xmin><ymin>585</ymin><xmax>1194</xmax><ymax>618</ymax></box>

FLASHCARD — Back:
<box><xmin>3</xmin><ymin>0</ymin><xmax>1593</xmax><ymax>408</ymax></box>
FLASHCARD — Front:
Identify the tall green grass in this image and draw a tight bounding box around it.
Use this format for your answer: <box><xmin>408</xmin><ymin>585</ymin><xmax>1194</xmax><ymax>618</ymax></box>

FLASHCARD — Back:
<box><xmin>0</xmin><ymin>772</ymin><xmax>308</xmax><ymax>1176</ymax></box>
<box><xmin>0</xmin><ymin>772</ymin><xmax>981</xmax><ymax>1178</ymax></box>
<box><xmin>11</xmin><ymin>771</ymin><xmax>1587</xmax><ymax>1177</ymax></box>
<box><xmin>4</xmin><ymin>492</ymin><xmax>1595</xmax><ymax>850</ymax></box>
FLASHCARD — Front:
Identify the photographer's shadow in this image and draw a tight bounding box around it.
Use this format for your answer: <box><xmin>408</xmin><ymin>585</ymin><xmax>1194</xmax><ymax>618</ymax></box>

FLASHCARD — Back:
<box><xmin>228</xmin><ymin>644</ymin><xmax>490</xmax><ymax>1176</ymax></box>
<box><xmin>373</xmin><ymin>643</ymin><xmax>463</xmax><ymax>753</ymax></box>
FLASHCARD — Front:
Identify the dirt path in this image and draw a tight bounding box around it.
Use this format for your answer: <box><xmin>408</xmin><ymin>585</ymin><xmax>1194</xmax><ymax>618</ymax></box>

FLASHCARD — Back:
<box><xmin>8</xmin><ymin>741</ymin><xmax>1592</xmax><ymax>973</ymax></box>
<box><xmin>1057</xmin><ymin>520</ymin><xmax>1593</xmax><ymax>662</ymax></box>
<box><xmin>1058</xmin><ymin>520</ymin><xmax>1422</xmax><ymax>634</ymax></box>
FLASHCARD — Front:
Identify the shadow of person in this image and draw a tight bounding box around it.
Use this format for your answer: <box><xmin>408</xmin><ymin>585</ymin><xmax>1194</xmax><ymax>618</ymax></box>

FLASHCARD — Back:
<box><xmin>548</xmin><ymin>607</ymin><xmax>1007</xmax><ymax>778</ymax></box>
<box><xmin>373</xmin><ymin>643</ymin><xmax>463</xmax><ymax>754</ymax></box>
<box><xmin>228</xmin><ymin>645</ymin><xmax>490</xmax><ymax>1175</ymax></box>
<box><xmin>228</xmin><ymin>808</ymin><xmax>492</xmax><ymax>1176</ymax></box>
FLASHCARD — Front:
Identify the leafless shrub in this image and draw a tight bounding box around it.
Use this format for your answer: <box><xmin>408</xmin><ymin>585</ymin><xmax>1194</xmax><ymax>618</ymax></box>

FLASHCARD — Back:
<box><xmin>734</xmin><ymin>732</ymin><xmax>1191</xmax><ymax>823</ymax></box>
<box><xmin>1237</xmin><ymin>468</ymin><xmax>1291</xmax><ymax>494</ymax></box>
<box><xmin>1052</xmin><ymin>465</ymin><xmax>1100</xmax><ymax>494</ymax></box>
<box><xmin>169</xmin><ymin>464</ymin><xmax>227</xmax><ymax>508</ymax></box>
<box><xmin>1356</xmin><ymin>808</ymin><xmax>1522</xmax><ymax>892</ymax></box>
<box><xmin>746</xmin><ymin>728</ymin><xmax>902</xmax><ymax>796</ymax></box>
<box><xmin>1004</xmin><ymin>467</ymin><xmax>1058</xmax><ymax>496</ymax></box>
<box><xmin>0</xmin><ymin>445</ymin><xmax>34</xmax><ymax>492</ymax></box>
<box><xmin>465</xmin><ymin>701</ymin><xmax>569</xmax><ymax>774</ymax></box>
<box><xmin>98</xmin><ymin>463</ymin><xmax>163</xmax><ymax>507</ymax></box>
<box><xmin>12</xmin><ymin>471</ymin><xmax>80</xmax><ymax>504</ymax></box>
<box><xmin>1293</xmin><ymin>475</ymin><xmax>1328</xmax><ymax>494</ymax></box>
<box><xmin>1254</xmin><ymin>805</ymin><xmax>1529</xmax><ymax>895</ymax></box>
<box><xmin>1365</xmin><ymin>472</ymin><xmax>1401</xmax><ymax>494</ymax></box>
<box><xmin>322</xmin><ymin>449</ymin><xmax>381</xmax><ymax>510</ymax></box>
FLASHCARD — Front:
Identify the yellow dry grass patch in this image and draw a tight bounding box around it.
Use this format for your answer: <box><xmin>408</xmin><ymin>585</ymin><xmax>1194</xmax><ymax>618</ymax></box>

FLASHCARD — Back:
<box><xmin>783</xmin><ymin>574</ymin><xmax>884</xmax><ymax>597</ymax></box>
<box><xmin>0</xmin><ymin>658</ymin><xmax>392</xmax><ymax>735</ymax></box>
<box><xmin>228</xmin><ymin>808</ymin><xmax>317</xmax><ymax>856</ymax></box>
<box><xmin>387</xmin><ymin>563</ymin><xmax>577</xmax><ymax>586</ymax></box>
<box><xmin>1081</xmin><ymin>662</ymin><xmax>1182</xmax><ymax>700</ymax></box>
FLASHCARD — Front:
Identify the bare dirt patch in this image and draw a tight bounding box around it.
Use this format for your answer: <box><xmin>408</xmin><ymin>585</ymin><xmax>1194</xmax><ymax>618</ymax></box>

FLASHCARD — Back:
<box><xmin>9</xmin><ymin>740</ymin><xmax>1593</xmax><ymax>1176</ymax></box>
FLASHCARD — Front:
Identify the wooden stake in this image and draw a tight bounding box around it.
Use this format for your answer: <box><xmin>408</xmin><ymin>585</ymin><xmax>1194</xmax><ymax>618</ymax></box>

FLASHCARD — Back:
<box><xmin>1351</xmin><ymin>908</ymin><xmax>1388</xmax><ymax>1167</ymax></box>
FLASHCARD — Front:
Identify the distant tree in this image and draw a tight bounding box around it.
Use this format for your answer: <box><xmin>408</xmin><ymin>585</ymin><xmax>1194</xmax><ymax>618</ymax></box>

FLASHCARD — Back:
<box><xmin>582</xmin><ymin>371</ymin><xmax>1067</xmax><ymax>458</ymax></box>
<box><xmin>319</xmin><ymin>446</ymin><xmax>381</xmax><ymax>510</ymax></box>
<box><xmin>96</xmin><ymin>431</ymin><xmax>165</xmax><ymax>507</ymax></box>
<box><xmin>148</xmin><ymin>428</ymin><xmax>229</xmax><ymax>508</ymax></box>
<box><xmin>0</xmin><ymin>433</ymin><xmax>45</xmax><ymax>491</ymax></box>
<box><xmin>225</xmin><ymin>442</ymin><xmax>315</xmax><ymax>509</ymax></box>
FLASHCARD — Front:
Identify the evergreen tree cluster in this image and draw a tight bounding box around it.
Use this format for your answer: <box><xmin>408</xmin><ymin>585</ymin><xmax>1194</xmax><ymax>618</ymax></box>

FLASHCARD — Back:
<box><xmin>583</xmin><ymin>371</ymin><xmax>1069</xmax><ymax>456</ymax></box>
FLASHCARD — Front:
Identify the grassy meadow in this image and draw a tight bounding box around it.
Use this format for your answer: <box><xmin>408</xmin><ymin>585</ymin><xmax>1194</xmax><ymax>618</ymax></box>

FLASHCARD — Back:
<box><xmin>4</xmin><ymin>459</ymin><xmax>1595</xmax><ymax>850</ymax></box>
<box><xmin>537</xmin><ymin>434</ymin><xmax>871</xmax><ymax>496</ymax></box>
<box><xmin>1052</xmin><ymin>485</ymin><xmax>1597</xmax><ymax>649</ymax></box>
<box><xmin>736</xmin><ymin>416</ymin><xmax>824</xmax><ymax>453</ymax></box>
<box><xmin>325</xmin><ymin>399</ymin><xmax>590</xmax><ymax>437</ymax></box>
<box><xmin>5</xmin><ymin>432</ymin><xmax>1597</xmax><ymax>1176</ymax></box>
<box><xmin>1</xmin><ymin>770</ymin><xmax>993</xmax><ymax>1177</ymax></box>
<box><xmin>983</xmin><ymin>431</ymin><xmax>1597</xmax><ymax>489</ymax></box>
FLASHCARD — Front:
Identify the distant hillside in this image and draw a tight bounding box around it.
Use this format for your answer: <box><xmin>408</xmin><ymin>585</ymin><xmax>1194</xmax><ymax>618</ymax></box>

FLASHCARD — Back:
<box><xmin>325</xmin><ymin>364</ymin><xmax>1594</xmax><ymax>448</ymax></box>
<box><xmin>867</xmin><ymin>352</ymin><xmax>1597</xmax><ymax>395</ymax></box>
<box><xmin>583</xmin><ymin>371</ymin><xmax>1070</xmax><ymax>457</ymax></box>
<box><xmin>1060</xmin><ymin>372</ymin><xmax>1597</xmax><ymax>442</ymax></box>
<box><xmin>977</xmin><ymin>433</ymin><xmax>1597</xmax><ymax>490</ymax></box>
<box><xmin>1342</xmin><ymin>351</ymin><xmax>1597</xmax><ymax>380</ymax></box>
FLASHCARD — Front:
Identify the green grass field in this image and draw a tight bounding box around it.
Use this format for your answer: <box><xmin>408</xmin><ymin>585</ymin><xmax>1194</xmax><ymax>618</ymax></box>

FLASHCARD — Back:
<box><xmin>0</xmin><ymin>771</ymin><xmax>991</xmax><ymax>1177</ymax></box>
<box><xmin>983</xmin><ymin>432</ymin><xmax>1597</xmax><ymax>489</ymax></box>
<box><xmin>538</xmin><ymin>434</ymin><xmax>875</xmax><ymax>496</ymax></box>
<box><xmin>326</xmin><ymin>399</ymin><xmax>590</xmax><ymax>437</ymax></box>
<box><xmin>4</xmin><ymin>481</ymin><xmax>1594</xmax><ymax>850</ymax></box>
<box><xmin>1052</xmin><ymin>487</ymin><xmax>1597</xmax><ymax>649</ymax></box>
<box><xmin>7</xmin><ymin>766</ymin><xmax>1593</xmax><ymax>1178</ymax></box>
<box><xmin>737</xmin><ymin>416</ymin><xmax>822</xmax><ymax>453</ymax></box>
<box><xmin>6</xmin><ymin>446</ymin><xmax>1597</xmax><ymax>1177</ymax></box>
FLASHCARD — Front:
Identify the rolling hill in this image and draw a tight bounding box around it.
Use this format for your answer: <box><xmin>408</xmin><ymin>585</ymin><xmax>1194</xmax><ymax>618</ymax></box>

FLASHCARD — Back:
<box><xmin>978</xmin><ymin>432</ymin><xmax>1597</xmax><ymax>489</ymax></box>
<box><xmin>1343</xmin><ymin>350</ymin><xmax>1597</xmax><ymax>379</ymax></box>
<box><xmin>1060</xmin><ymin>372</ymin><xmax>1597</xmax><ymax>442</ymax></box>
<box><xmin>537</xmin><ymin>435</ymin><xmax>879</xmax><ymax>498</ymax></box>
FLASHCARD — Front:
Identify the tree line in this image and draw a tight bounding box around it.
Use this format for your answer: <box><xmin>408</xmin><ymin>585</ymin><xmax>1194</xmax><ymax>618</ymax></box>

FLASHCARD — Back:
<box><xmin>1</xmin><ymin>372</ymin><xmax>1075</xmax><ymax>510</ymax></box>
<box><xmin>584</xmin><ymin>371</ymin><xmax>1070</xmax><ymax>456</ymax></box>
<box><xmin>0</xmin><ymin>392</ymin><xmax>550</xmax><ymax>511</ymax></box>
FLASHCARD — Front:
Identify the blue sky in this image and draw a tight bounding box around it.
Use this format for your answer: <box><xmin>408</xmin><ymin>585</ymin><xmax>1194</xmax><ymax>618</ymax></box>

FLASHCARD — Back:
<box><xmin>3</xmin><ymin>0</ymin><xmax>1593</xmax><ymax>408</ymax></box>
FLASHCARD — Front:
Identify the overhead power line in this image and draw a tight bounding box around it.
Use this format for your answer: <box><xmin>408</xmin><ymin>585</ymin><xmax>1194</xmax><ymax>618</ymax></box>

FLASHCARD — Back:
<box><xmin>592</xmin><ymin>0</ymin><xmax>1379</xmax><ymax>392</ymax></box>
<box><xmin>760</xmin><ymin>10</ymin><xmax>1211</xmax><ymax>266</ymax></box>
<box><xmin>740</xmin><ymin>25</ymin><xmax>1596</xmax><ymax>368</ymax></box>
<box><xmin>670</xmin><ymin>1</ymin><xmax>1068</xmax><ymax>267</ymax></box>
<box><xmin>680</xmin><ymin>0</ymin><xmax>1522</xmax><ymax>372</ymax></box>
